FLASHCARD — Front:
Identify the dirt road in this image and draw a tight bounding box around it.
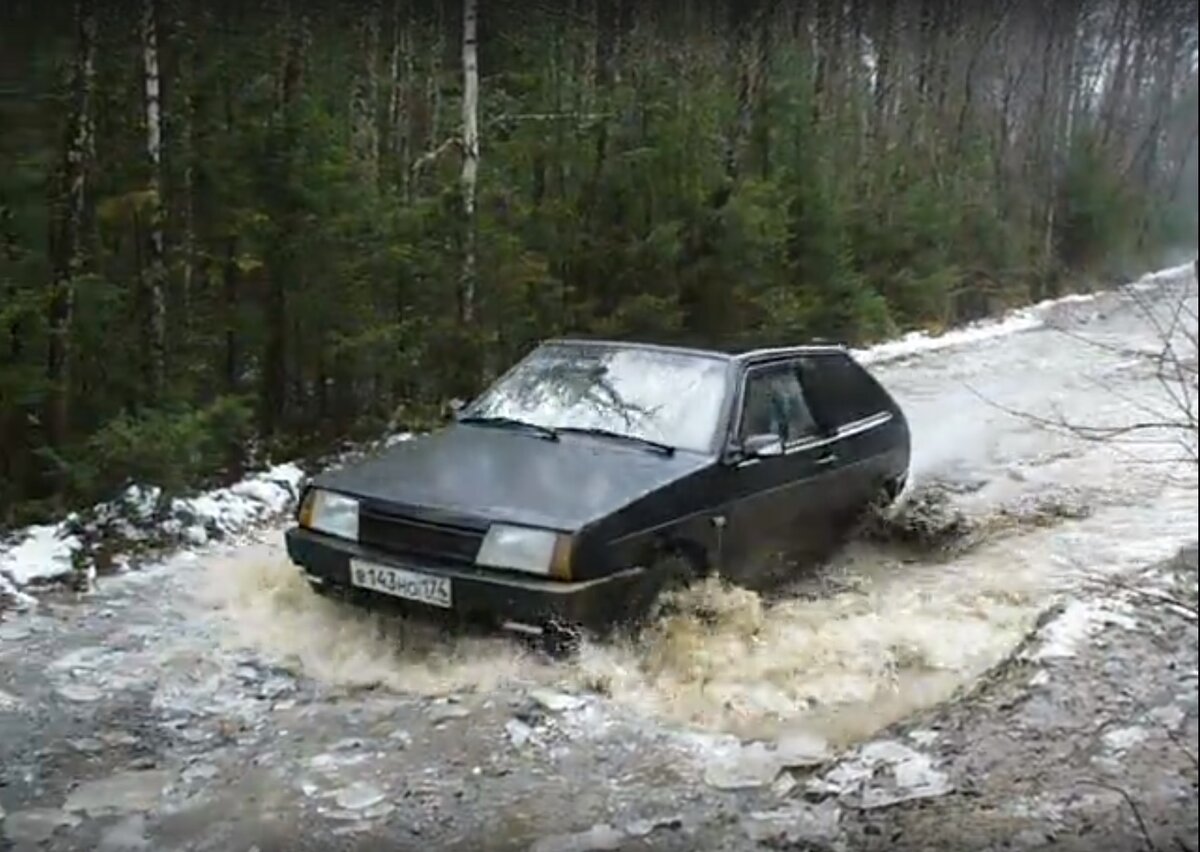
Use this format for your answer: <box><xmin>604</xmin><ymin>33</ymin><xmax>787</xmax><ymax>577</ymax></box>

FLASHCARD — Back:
<box><xmin>1</xmin><ymin>270</ymin><xmax>1197</xmax><ymax>851</ymax></box>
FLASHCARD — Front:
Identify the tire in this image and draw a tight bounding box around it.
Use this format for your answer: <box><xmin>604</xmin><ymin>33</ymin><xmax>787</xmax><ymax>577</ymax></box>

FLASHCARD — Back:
<box><xmin>848</xmin><ymin>481</ymin><xmax>903</xmax><ymax>542</ymax></box>
<box><xmin>628</xmin><ymin>553</ymin><xmax>702</xmax><ymax>627</ymax></box>
<box><xmin>540</xmin><ymin>618</ymin><xmax>583</xmax><ymax>659</ymax></box>
<box><xmin>883</xmin><ymin>472</ymin><xmax>908</xmax><ymax>503</ymax></box>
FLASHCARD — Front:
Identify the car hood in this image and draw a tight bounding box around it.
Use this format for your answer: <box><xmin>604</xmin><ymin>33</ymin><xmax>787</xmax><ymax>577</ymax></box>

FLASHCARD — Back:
<box><xmin>312</xmin><ymin>425</ymin><xmax>712</xmax><ymax>531</ymax></box>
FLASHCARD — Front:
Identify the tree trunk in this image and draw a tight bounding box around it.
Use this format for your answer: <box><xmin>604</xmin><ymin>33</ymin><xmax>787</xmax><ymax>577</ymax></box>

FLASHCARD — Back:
<box><xmin>870</xmin><ymin>0</ymin><xmax>895</xmax><ymax>154</ymax></box>
<box><xmin>141</xmin><ymin>0</ymin><xmax>167</xmax><ymax>400</ymax></box>
<box><xmin>387</xmin><ymin>0</ymin><xmax>413</xmax><ymax>196</ymax></box>
<box><xmin>812</xmin><ymin>0</ymin><xmax>832</xmax><ymax>125</ymax></box>
<box><xmin>220</xmin><ymin>65</ymin><xmax>240</xmax><ymax>395</ymax></box>
<box><xmin>751</xmin><ymin>1</ymin><xmax>772</xmax><ymax>179</ymax></box>
<box><xmin>1099</xmin><ymin>1</ymin><xmax>1132</xmax><ymax>150</ymax></box>
<box><xmin>460</xmin><ymin>0</ymin><xmax>479</xmax><ymax>325</ymax></box>
<box><xmin>177</xmin><ymin>6</ymin><xmax>198</xmax><ymax>341</ymax></box>
<box><xmin>724</xmin><ymin>0</ymin><xmax>753</xmax><ymax>182</ymax></box>
<box><xmin>352</xmin><ymin>0</ymin><xmax>381</xmax><ymax>185</ymax></box>
<box><xmin>427</xmin><ymin>2</ymin><xmax>446</xmax><ymax>154</ymax></box>
<box><xmin>45</xmin><ymin>0</ymin><xmax>96</xmax><ymax>454</ymax></box>
<box><xmin>263</xmin><ymin>13</ymin><xmax>306</xmax><ymax>436</ymax></box>
<box><xmin>223</xmin><ymin>237</ymin><xmax>240</xmax><ymax>393</ymax></box>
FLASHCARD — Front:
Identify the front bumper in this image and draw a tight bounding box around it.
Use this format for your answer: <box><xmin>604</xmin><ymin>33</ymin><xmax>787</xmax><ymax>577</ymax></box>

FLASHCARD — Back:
<box><xmin>285</xmin><ymin>527</ymin><xmax>644</xmax><ymax>633</ymax></box>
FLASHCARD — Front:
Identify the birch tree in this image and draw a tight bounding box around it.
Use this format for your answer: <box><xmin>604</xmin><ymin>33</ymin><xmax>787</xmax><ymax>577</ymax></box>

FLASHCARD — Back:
<box><xmin>351</xmin><ymin>0</ymin><xmax>381</xmax><ymax>185</ymax></box>
<box><xmin>460</xmin><ymin>0</ymin><xmax>479</xmax><ymax>325</ymax></box>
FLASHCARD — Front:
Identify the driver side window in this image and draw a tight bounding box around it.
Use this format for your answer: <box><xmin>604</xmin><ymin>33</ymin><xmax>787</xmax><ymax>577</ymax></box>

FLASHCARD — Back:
<box><xmin>739</xmin><ymin>363</ymin><xmax>820</xmax><ymax>445</ymax></box>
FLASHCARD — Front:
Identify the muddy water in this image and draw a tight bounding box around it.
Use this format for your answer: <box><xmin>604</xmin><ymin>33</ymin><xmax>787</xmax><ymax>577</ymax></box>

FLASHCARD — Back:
<box><xmin>202</xmin><ymin>272</ymin><xmax>1198</xmax><ymax>747</ymax></box>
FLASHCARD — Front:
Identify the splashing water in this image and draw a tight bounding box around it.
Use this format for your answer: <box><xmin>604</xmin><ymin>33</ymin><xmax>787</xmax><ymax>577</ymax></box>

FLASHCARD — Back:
<box><xmin>201</xmin><ymin>542</ymin><xmax>538</xmax><ymax>696</ymax></box>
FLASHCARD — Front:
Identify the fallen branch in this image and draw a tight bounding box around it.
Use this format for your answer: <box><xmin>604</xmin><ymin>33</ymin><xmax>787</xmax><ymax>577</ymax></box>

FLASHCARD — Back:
<box><xmin>410</xmin><ymin>135</ymin><xmax>461</xmax><ymax>177</ymax></box>
<box><xmin>1082</xmin><ymin>578</ymin><xmax>1198</xmax><ymax>623</ymax></box>
<box><xmin>966</xmin><ymin>386</ymin><xmax>1188</xmax><ymax>443</ymax></box>
<box><xmin>1078</xmin><ymin>780</ymin><xmax>1158</xmax><ymax>852</ymax></box>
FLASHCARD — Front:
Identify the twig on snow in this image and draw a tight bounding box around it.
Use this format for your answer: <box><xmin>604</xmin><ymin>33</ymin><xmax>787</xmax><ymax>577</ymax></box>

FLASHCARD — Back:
<box><xmin>1078</xmin><ymin>780</ymin><xmax>1158</xmax><ymax>852</ymax></box>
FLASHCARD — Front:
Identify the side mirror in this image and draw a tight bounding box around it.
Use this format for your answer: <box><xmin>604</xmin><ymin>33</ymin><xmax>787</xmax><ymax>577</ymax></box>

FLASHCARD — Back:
<box><xmin>741</xmin><ymin>433</ymin><xmax>784</xmax><ymax>459</ymax></box>
<box><xmin>446</xmin><ymin>398</ymin><xmax>466</xmax><ymax>420</ymax></box>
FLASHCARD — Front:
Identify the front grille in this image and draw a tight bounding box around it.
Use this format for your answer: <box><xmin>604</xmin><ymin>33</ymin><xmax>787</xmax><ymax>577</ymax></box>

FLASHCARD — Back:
<box><xmin>358</xmin><ymin>505</ymin><xmax>484</xmax><ymax>565</ymax></box>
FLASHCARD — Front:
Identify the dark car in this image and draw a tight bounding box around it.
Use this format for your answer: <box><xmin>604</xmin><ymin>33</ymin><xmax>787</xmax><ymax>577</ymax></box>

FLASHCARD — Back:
<box><xmin>286</xmin><ymin>339</ymin><xmax>910</xmax><ymax>647</ymax></box>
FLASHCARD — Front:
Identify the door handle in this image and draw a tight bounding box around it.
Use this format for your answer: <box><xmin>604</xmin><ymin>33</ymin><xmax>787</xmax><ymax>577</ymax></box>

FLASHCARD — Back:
<box><xmin>815</xmin><ymin>452</ymin><xmax>838</xmax><ymax>466</ymax></box>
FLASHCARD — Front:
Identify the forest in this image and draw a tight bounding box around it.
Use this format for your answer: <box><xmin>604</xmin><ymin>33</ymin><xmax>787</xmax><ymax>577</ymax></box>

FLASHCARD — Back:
<box><xmin>1</xmin><ymin>0</ymin><xmax>1197</xmax><ymax>525</ymax></box>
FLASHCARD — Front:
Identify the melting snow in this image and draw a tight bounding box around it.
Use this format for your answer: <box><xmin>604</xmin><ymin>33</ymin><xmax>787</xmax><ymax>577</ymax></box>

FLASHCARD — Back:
<box><xmin>1102</xmin><ymin>725</ymin><xmax>1149</xmax><ymax>752</ymax></box>
<box><xmin>854</xmin><ymin>261</ymin><xmax>1194</xmax><ymax>366</ymax></box>
<box><xmin>817</xmin><ymin>739</ymin><xmax>952</xmax><ymax>809</ymax></box>
<box><xmin>0</xmin><ymin>461</ymin><xmax>307</xmax><ymax>600</ymax></box>
<box><xmin>1027</xmin><ymin>598</ymin><xmax>1139</xmax><ymax>661</ymax></box>
<box><xmin>0</xmin><ymin>524</ymin><xmax>80</xmax><ymax>585</ymax></box>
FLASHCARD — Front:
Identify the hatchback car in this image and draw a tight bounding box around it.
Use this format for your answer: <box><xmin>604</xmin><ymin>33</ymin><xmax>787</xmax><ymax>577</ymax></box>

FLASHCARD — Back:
<box><xmin>286</xmin><ymin>339</ymin><xmax>909</xmax><ymax>647</ymax></box>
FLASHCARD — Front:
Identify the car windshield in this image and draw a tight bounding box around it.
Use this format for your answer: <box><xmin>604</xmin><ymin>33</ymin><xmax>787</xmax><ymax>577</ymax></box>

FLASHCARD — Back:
<box><xmin>463</xmin><ymin>343</ymin><xmax>730</xmax><ymax>452</ymax></box>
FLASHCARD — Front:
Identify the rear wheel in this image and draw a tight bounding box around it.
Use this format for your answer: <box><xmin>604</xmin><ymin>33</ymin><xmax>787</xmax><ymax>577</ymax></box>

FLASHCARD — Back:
<box><xmin>851</xmin><ymin>477</ymin><xmax>907</xmax><ymax>541</ymax></box>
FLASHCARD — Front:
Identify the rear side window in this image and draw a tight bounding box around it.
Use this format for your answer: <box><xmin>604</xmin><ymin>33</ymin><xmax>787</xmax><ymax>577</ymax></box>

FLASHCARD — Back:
<box><xmin>797</xmin><ymin>353</ymin><xmax>893</xmax><ymax>429</ymax></box>
<box><xmin>739</xmin><ymin>362</ymin><xmax>821</xmax><ymax>444</ymax></box>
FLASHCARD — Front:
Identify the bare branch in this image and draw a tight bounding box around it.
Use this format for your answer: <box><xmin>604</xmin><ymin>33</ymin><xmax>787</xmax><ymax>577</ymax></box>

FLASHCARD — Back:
<box><xmin>1078</xmin><ymin>781</ymin><xmax>1158</xmax><ymax>852</ymax></box>
<box><xmin>409</xmin><ymin>135</ymin><xmax>461</xmax><ymax>176</ymax></box>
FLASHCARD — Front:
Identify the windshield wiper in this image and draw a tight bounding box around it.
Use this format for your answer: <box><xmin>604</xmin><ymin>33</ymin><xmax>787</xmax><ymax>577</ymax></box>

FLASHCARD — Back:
<box><xmin>556</xmin><ymin>426</ymin><xmax>675</xmax><ymax>456</ymax></box>
<box><xmin>457</xmin><ymin>415</ymin><xmax>559</xmax><ymax>441</ymax></box>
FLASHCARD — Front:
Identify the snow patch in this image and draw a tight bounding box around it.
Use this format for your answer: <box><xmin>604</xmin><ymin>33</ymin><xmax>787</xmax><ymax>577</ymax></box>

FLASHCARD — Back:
<box><xmin>815</xmin><ymin>739</ymin><xmax>952</xmax><ymax>809</ymax></box>
<box><xmin>854</xmin><ymin>261</ymin><xmax>1195</xmax><ymax>366</ymax></box>
<box><xmin>1102</xmin><ymin>725</ymin><xmax>1148</xmax><ymax>753</ymax></box>
<box><xmin>0</xmin><ymin>524</ymin><xmax>80</xmax><ymax>586</ymax></box>
<box><xmin>0</xmin><ymin>570</ymin><xmax>38</xmax><ymax>609</ymax></box>
<box><xmin>171</xmin><ymin>462</ymin><xmax>305</xmax><ymax>538</ymax></box>
<box><xmin>0</xmin><ymin>462</ymin><xmax>307</xmax><ymax>602</ymax></box>
<box><xmin>855</xmin><ymin>311</ymin><xmax>1042</xmax><ymax>365</ymax></box>
<box><xmin>1026</xmin><ymin>598</ymin><xmax>1139</xmax><ymax>661</ymax></box>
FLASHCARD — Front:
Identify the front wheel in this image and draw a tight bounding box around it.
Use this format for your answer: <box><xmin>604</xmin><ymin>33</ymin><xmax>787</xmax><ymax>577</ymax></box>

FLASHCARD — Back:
<box><xmin>627</xmin><ymin>553</ymin><xmax>703</xmax><ymax>627</ymax></box>
<box><xmin>539</xmin><ymin>618</ymin><xmax>583</xmax><ymax>658</ymax></box>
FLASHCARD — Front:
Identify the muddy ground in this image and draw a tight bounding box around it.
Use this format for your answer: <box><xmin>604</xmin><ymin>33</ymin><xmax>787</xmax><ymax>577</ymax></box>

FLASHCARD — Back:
<box><xmin>837</xmin><ymin>544</ymin><xmax>1199</xmax><ymax>852</ymax></box>
<box><xmin>0</xmin><ymin>544</ymin><xmax>1195</xmax><ymax>852</ymax></box>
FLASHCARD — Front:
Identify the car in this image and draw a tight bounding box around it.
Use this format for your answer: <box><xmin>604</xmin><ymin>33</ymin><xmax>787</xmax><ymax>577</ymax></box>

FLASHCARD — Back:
<box><xmin>285</xmin><ymin>339</ymin><xmax>910</xmax><ymax>650</ymax></box>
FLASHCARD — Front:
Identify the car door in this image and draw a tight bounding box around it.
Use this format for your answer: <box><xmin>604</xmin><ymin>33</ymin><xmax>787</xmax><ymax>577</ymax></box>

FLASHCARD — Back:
<box><xmin>796</xmin><ymin>352</ymin><xmax>906</xmax><ymax>521</ymax></box>
<box><xmin>718</xmin><ymin>359</ymin><xmax>839</xmax><ymax>587</ymax></box>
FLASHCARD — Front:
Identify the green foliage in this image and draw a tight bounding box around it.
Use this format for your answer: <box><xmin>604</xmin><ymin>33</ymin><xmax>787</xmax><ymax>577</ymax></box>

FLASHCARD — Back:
<box><xmin>72</xmin><ymin>396</ymin><xmax>254</xmax><ymax>501</ymax></box>
<box><xmin>1058</xmin><ymin>139</ymin><xmax>1140</xmax><ymax>269</ymax></box>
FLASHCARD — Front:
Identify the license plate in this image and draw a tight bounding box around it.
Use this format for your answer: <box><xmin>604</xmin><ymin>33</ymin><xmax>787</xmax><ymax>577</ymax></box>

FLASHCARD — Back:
<box><xmin>349</xmin><ymin>560</ymin><xmax>452</xmax><ymax>609</ymax></box>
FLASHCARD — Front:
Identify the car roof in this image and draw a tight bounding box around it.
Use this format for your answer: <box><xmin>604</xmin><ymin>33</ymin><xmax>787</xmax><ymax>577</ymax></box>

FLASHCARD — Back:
<box><xmin>543</xmin><ymin>337</ymin><xmax>849</xmax><ymax>365</ymax></box>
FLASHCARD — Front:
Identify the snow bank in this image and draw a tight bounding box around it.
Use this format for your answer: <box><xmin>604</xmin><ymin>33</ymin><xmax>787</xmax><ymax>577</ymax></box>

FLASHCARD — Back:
<box><xmin>0</xmin><ymin>462</ymin><xmax>308</xmax><ymax>596</ymax></box>
<box><xmin>171</xmin><ymin>462</ymin><xmax>306</xmax><ymax>541</ymax></box>
<box><xmin>0</xmin><ymin>524</ymin><xmax>81</xmax><ymax>586</ymax></box>
<box><xmin>854</xmin><ymin>261</ymin><xmax>1195</xmax><ymax>366</ymax></box>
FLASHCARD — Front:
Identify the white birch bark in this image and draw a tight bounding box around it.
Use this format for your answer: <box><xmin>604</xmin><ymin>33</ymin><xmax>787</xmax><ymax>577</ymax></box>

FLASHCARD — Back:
<box><xmin>460</xmin><ymin>0</ymin><xmax>479</xmax><ymax>324</ymax></box>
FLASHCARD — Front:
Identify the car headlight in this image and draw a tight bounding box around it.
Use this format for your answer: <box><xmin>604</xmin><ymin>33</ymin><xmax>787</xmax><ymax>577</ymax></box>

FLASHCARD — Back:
<box><xmin>298</xmin><ymin>489</ymin><xmax>359</xmax><ymax>541</ymax></box>
<box><xmin>476</xmin><ymin>524</ymin><xmax>572</xmax><ymax>579</ymax></box>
